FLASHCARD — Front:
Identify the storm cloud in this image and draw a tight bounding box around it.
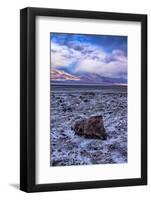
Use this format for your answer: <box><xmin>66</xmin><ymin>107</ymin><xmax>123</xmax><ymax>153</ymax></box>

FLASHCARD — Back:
<box><xmin>50</xmin><ymin>33</ymin><xmax>127</xmax><ymax>81</ymax></box>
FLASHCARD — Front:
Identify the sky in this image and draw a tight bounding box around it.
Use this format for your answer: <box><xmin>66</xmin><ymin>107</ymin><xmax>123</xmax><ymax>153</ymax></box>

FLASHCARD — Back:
<box><xmin>50</xmin><ymin>32</ymin><xmax>127</xmax><ymax>84</ymax></box>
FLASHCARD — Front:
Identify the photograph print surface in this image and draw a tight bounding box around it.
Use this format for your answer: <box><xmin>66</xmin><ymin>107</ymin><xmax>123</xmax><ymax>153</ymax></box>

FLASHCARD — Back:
<box><xmin>50</xmin><ymin>32</ymin><xmax>127</xmax><ymax>167</ymax></box>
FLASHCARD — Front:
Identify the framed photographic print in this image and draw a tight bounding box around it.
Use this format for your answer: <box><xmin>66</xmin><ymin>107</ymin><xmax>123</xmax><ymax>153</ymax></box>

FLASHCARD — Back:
<box><xmin>20</xmin><ymin>7</ymin><xmax>147</xmax><ymax>192</ymax></box>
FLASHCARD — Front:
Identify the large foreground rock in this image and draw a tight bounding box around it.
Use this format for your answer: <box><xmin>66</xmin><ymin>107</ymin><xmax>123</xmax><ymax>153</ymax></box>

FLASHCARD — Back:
<box><xmin>72</xmin><ymin>116</ymin><xmax>107</xmax><ymax>140</ymax></box>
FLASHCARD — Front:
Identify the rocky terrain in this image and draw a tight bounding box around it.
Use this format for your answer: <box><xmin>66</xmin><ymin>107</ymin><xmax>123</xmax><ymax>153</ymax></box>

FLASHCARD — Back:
<box><xmin>50</xmin><ymin>85</ymin><xmax>127</xmax><ymax>166</ymax></box>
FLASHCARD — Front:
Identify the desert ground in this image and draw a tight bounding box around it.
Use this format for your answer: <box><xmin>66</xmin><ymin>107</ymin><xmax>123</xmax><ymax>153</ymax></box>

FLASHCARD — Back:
<box><xmin>50</xmin><ymin>85</ymin><xmax>127</xmax><ymax>166</ymax></box>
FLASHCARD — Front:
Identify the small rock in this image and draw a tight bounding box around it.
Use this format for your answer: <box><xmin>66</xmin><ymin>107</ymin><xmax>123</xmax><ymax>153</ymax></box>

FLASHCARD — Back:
<box><xmin>84</xmin><ymin>99</ymin><xmax>88</xmax><ymax>102</ymax></box>
<box><xmin>67</xmin><ymin>107</ymin><xmax>72</xmax><ymax>112</ymax></box>
<box><xmin>72</xmin><ymin>115</ymin><xmax>107</xmax><ymax>140</ymax></box>
<box><xmin>79</xmin><ymin>95</ymin><xmax>84</xmax><ymax>99</ymax></box>
<box><xmin>109</xmin><ymin>144</ymin><xmax>116</xmax><ymax>150</ymax></box>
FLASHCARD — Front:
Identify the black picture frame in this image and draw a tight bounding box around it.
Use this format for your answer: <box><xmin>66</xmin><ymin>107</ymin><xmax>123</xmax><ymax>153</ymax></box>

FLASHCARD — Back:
<box><xmin>20</xmin><ymin>7</ymin><xmax>147</xmax><ymax>192</ymax></box>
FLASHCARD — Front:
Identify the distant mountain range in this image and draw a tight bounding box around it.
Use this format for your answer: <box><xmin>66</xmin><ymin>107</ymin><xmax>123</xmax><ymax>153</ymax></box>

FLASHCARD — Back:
<box><xmin>51</xmin><ymin>69</ymin><xmax>127</xmax><ymax>85</ymax></box>
<box><xmin>51</xmin><ymin>69</ymin><xmax>80</xmax><ymax>81</ymax></box>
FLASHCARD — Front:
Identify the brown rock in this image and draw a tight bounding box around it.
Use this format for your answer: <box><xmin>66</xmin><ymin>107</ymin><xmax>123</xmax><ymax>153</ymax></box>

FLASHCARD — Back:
<box><xmin>72</xmin><ymin>115</ymin><xmax>107</xmax><ymax>140</ymax></box>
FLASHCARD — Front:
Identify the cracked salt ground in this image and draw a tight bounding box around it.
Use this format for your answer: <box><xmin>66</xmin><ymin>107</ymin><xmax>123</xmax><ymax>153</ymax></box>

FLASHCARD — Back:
<box><xmin>50</xmin><ymin>85</ymin><xmax>127</xmax><ymax>166</ymax></box>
